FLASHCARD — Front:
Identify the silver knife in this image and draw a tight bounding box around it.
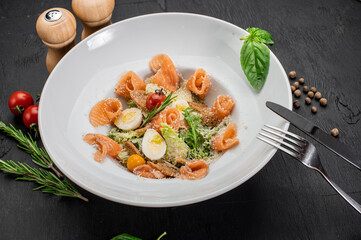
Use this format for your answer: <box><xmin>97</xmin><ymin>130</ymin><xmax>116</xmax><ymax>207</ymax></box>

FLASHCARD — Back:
<box><xmin>266</xmin><ymin>101</ymin><xmax>361</xmax><ymax>170</ymax></box>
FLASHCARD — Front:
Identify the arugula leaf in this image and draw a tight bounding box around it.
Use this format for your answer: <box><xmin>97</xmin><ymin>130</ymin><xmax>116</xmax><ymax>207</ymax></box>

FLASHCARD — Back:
<box><xmin>180</xmin><ymin>108</ymin><xmax>224</xmax><ymax>160</ymax></box>
<box><xmin>182</xmin><ymin>108</ymin><xmax>204</xmax><ymax>150</ymax></box>
<box><xmin>240</xmin><ymin>27</ymin><xmax>273</xmax><ymax>90</ymax></box>
<box><xmin>127</xmin><ymin>99</ymin><xmax>138</xmax><ymax>108</ymax></box>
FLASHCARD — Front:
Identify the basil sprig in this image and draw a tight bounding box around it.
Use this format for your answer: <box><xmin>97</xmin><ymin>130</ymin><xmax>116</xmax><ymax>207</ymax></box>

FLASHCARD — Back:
<box><xmin>240</xmin><ymin>27</ymin><xmax>274</xmax><ymax>90</ymax></box>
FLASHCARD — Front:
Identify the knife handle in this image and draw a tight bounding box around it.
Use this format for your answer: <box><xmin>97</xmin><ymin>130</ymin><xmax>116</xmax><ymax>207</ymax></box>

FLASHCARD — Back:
<box><xmin>319</xmin><ymin>171</ymin><xmax>361</xmax><ymax>214</ymax></box>
<box><xmin>36</xmin><ymin>8</ymin><xmax>77</xmax><ymax>73</ymax></box>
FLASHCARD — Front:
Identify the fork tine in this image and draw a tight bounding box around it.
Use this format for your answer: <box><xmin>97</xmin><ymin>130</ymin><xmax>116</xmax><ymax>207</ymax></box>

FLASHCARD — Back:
<box><xmin>257</xmin><ymin>136</ymin><xmax>299</xmax><ymax>158</ymax></box>
<box><xmin>259</xmin><ymin>132</ymin><xmax>301</xmax><ymax>152</ymax></box>
<box><xmin>264</xmin><ymin>124</ymin><xmax>306</xmax><ymax>142</ymax></box>
<box><xmin>261</xmin><ymin>127</ymin><xmax>305</xmax><ymax>148</ymax></box>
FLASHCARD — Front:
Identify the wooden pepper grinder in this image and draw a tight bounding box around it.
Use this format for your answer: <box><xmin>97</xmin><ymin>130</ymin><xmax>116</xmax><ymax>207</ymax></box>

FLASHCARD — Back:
<box><xmin>72</xmin><ymin>0</ymin><xmax>115</xmax><ymax>40</ymax></box>
<box><xmin>36</xmin><ymin>8</ymin><xmax>77</xmax><ymax>73</ymax></box>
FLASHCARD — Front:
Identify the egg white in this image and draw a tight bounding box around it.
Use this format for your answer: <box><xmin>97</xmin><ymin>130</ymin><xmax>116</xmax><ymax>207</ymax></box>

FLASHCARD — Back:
<box><xmin>114</xmin><ymin>108</ymin><xmax>142</xmax><ymax>130</ymax></box>
<box><xmin>142</xmin><ymin>129</ymin><xmax>167</xmax><ymax>160</ymax></box>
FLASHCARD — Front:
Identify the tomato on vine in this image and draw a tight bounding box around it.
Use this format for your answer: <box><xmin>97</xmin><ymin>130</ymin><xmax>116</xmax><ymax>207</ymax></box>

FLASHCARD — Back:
<box><xmin>23</xmin><ymin>105</ymin><xmax>39</xmax><ymax>138</ymax></box>
<box><xmin>8</xmin><ymin>91</ymin><xmax>34</xmax><ymax>116</ymax></box>
<box><xmin>146</xmin><ymin>89</ymin><xmax>167</xmax><ymax>111</ymax></box>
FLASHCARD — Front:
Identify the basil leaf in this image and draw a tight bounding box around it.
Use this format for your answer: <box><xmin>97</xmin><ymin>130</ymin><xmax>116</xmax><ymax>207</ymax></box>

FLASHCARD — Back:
<box><xmin>240</xmin><ymin>39</ymin><xmax>270</xmax><ymax>90</ymax></box>
<box><xmin>111</xmin><ymin>233</ymin><xmax>142</xmax><ymax>240</ymax></box>
<box><xmin>253</xmin><ymin>30</ymin><xmax>274</xmax><ymax>45</ymax></box>
<box><xmin>246</xmin><ymin>27</ymin><xmax>259</xmax><ymax>34</ymax></box>
<box><xmin>245</xmin><ymin>27</ymin><xmax>274</xmax><ymax>45</ymax></box>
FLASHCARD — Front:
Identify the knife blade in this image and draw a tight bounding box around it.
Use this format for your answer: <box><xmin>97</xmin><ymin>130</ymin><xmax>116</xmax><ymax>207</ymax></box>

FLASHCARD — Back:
<box><xmin>266</xmin><ymin>101</ymin><xmax>361</xmax><ymax>170</ymax></box>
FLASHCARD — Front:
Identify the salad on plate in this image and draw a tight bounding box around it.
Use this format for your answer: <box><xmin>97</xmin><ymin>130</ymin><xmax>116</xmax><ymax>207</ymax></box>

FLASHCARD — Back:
<box><xmin>84</xmin><ymin>54</ymin><xmax>239</xmax><ymax>180</ymax></box>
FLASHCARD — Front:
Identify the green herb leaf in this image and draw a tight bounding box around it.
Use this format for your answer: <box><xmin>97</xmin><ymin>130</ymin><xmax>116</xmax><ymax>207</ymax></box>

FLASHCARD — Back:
<box><xmin>110</xmin><ymin>233</ymin><xmax>142</xmax><ymax>240</ymax></box>
<box><xmin>156</xmin><ymin>232</ymin><xmax>167</xmax><ymax>240</ymax></box>
<box><xmin>0</xmin><ymin>121</ymin><xmax>62</xmax><ymax>178</ymax></box>
<box><xmin>0</xmin><ymin>121</ymin><xmax>87</xmax><ymax>201</ymax></box>
<box><xmin>240</xmin><ymin>38</ymin><xmax>270</xmax><ymax>90</ymax></box>
<box><xmin>127</xmin><ymin>99</ymin><xmax>138</xmax><ymax>108</ymax></box>
<box><xmin>240</xmin><ymin>27</ymin><xmax>273</xmax><ymax>90</ymax></box>
<box><xmin>182</xmin><ymin>108</ymin><xmax>204</xmax><ymax>150</ymax></box>
<box><xmin>245</xmin><ymin>27</ymin><xmax>274</xmax><ymax>45</ymax></box>
<box><xmin>0</xmin><ymin>160</ymin><xmax>88</xmax><ymax>201</ymax></box>
<box><xmin>180</xmin><ymin>109</ymin><xmax>220</xmax><ymax>160</ymax></box>
<box><xmin>110</xmin><ymin>232</ymin><xmax>166</xmax><ymax>240</ymax></box>
<box><xmin>160</xmin><ymin>123</ymin><xmax>190</xmax><ymax>161</ymax></box>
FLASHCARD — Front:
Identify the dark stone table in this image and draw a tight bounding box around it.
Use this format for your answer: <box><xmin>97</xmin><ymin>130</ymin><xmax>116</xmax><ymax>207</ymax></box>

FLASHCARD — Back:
<box><xmin>1</xmin><ymin>0</ymin><xmax>360</xmax><ymax>239</ymax></box>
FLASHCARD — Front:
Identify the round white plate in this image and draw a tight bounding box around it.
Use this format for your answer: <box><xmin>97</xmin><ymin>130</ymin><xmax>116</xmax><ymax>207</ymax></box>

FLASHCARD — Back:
<box><xmin>39</xmin><ymin>13</ymin><xmax>292</xmax><ymax>207</ymax></box>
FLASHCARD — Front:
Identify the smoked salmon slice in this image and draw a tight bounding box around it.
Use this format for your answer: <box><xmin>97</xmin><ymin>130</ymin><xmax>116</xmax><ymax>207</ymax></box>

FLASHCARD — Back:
<box><xmin>150</xmin><ymin>107</ymin><xmax>181</xmax><ymax>133</ymax></box>
<box><xmin>211</xmin><ymin>95</ymin><xmax>235</xmax><ymax>121</ymax></box>
<box><xmin>89</xmin><ymin>98</ymin><xmax>123</xmax><ymax>127</ymax></box>
<box><xmin>149</xmin><ymin>54</ymin><xmax>180</xmax><ymax>92</ymax></box>
<box><xmin>133</xmin><ymin>164</ymin><xmax>165</xmax><ymax>179</ymax></box>
<box><xmin>83</xmin><ymin>133</ymin><xmax>122</xmax><ymax>162</ymax></box>
<box><xmin>212</xmin><ymin>123</ymin><xmax>239</xmax><ymax>151</ymax></box>
<box><xmin>179</xmin><ymin>159</ymin><xmax>209</xmax><ymax>180</ymax></box>
<box><xmin>186</xmin><ymin>68</ymin><xmax>210</xmax><ymax>99</ymax></box>
<box><xmin>115</xmin><ymin>71</ymin><xmax>146</xmax><ymax>99</ymax></box>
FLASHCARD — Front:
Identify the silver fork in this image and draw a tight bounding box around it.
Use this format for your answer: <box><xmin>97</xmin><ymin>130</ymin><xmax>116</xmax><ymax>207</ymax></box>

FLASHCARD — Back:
<box><xmin>258</xmin><ymin>124</ymin><xmax>361</xmax><ymax>214</ymax></box>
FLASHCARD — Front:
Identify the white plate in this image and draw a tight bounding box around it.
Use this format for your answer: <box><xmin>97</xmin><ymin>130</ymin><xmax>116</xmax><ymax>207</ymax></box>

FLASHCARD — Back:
<box><xmin>39</xmin><ymin>13</ymin><xmax>292</xmax><ymax>207</ymax></box>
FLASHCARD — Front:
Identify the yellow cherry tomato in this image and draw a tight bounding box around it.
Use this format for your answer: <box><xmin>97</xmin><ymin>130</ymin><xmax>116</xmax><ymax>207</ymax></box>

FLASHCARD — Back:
<box><xmin>127</xmin><ymin>154</ymin><xmax>146</xmax><ymax>172</ymax></box>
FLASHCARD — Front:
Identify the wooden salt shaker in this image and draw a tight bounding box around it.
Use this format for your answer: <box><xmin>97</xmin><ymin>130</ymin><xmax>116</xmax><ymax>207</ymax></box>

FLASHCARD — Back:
<box><xmin>36</xmin><ymin>8</ymin><xmax>76</xmax><ymax>73</ymax></box>
<box><xmin>72</xmin><ymin>0</ymin><xmax>115</xmax><ymax>40</ymax></box>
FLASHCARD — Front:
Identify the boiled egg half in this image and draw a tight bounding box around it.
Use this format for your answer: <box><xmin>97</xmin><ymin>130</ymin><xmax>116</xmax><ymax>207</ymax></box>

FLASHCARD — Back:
<box><xmin>170</xmin><ymin>100</ymin><xmax>189</xmax><ymax>112</ymax></box>
<box><xmin>142</xmin><ymin>129</ymin><xmax>166</xmax><ymax>160</ymax></box>
<box><xmin>114</xmin><ymin>108</ymin><xmax>142</xmax><ymax>130</ymax></box>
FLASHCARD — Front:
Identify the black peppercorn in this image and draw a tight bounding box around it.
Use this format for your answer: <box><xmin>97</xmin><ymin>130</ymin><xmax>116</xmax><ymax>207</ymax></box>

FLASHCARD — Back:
<box><xmin>289</xmin><ymin>71</ymin><xmax>296</xmax><ymax>79</ymax></box>
<box><xmin>294</xmin><ymin>100</ymin><xmax>300</xmax><ymax>108</ymax></box>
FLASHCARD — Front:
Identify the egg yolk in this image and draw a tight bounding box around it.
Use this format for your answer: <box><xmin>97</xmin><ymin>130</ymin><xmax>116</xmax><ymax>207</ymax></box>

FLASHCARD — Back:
<box><xmin>122</xmin><ymin>111</ymin><xmax>136</xmax><ymax>123</ymax></box>
<box><xmin>175</xmin><ymin>103</ymin><xmax>187</xmax><ymax>111</ymax></box>
<box><xmin>150</xmin><ymin>134</ymin><xmax>163</xmax><ymax>144</ymax></box>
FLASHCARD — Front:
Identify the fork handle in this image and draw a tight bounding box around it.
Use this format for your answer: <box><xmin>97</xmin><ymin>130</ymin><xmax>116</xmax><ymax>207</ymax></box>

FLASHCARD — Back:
<box><xmin>319</xmin><ymin>171</ymin><xmax>361</xmax><ymax>214</ymax></box>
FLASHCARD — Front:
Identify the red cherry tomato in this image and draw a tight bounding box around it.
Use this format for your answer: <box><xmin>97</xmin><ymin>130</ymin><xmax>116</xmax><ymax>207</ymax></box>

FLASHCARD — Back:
<box><xmin>146</xmin><ymin>92</ymin><xmax>167</xmax><ymax>110</ymax></box>
<box><xmin>8</xmin><ymin>91</ymin><xmax>34</xmax><ymax>116</ymax></box>
<box><xmin>23</xmin><ymin>105</ymin><xmax>39</xmax><ymax>129</ymax></box>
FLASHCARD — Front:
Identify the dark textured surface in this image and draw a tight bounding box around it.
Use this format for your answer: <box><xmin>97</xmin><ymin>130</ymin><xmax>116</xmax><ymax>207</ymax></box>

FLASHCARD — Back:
<box><xmin>1</xmin><ymin>0</ymin><xmax>361</xmax><ymax>239</ymax></box>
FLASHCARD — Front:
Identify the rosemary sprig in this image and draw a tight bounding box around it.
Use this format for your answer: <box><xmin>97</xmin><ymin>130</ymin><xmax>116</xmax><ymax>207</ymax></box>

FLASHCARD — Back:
<box><xmin>0</xmin><ymin>160</ymin><xmax>88</xmax><ymax>201</ymax></box>
<box><xmin>0</xmin><ymin>121</ymin><xmax>87</xmax><ymax>201</ymax></box>
<box><xmin>0</xmin><ymin>121</ymin><xmax>62</xmax><ymax>178</ymax></box>
<box><xmin>141</xmin><ymin>92</ymin><xmax>176</xmax><ymax>127</ymax></box>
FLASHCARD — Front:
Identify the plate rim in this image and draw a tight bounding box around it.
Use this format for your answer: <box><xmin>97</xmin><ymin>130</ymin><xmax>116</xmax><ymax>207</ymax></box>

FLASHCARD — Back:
<box><xmin>39</xmin><ymin>12</ymin><xmax>292</xmax><ymax>207</ymax></box>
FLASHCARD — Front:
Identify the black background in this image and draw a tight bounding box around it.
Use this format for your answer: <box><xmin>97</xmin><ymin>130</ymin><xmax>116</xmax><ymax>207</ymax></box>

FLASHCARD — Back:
<box><xmin>1</xmin><ymin>0</ymin><xmax>361</xmax><ymax>239</ymax></box>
